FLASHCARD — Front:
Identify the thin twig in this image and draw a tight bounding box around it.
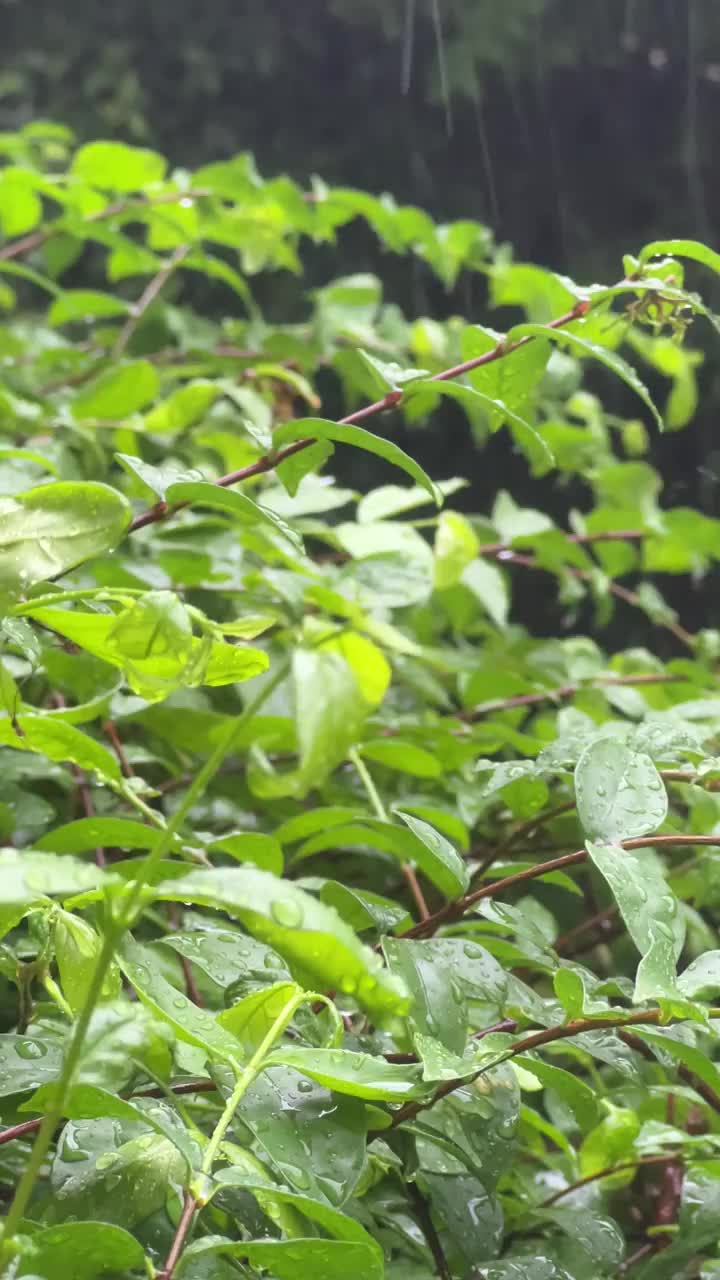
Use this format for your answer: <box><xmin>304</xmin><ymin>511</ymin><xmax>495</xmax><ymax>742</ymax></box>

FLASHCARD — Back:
<box><xmin>158</xmin><ymin>1191</ymin><xmax>197</xmax><ymax>1280</ymax></box>
<box><xmin>389</xmin><ymin>1005</ymin><xmax>720</xmax><ymax>1128</ymax></box>
<box><xmin>103</xmin><ymin>719</ymin><xmax>134</xmax><ymax>778</ymax></box>
<box><xmin>0</xmin><ymin>189</ymin><xmax>211</xmax><ymax>263</ymax></box>
<box><xmin>403</xmin><ymin>833</ymin><xmax>720</xmax><ymax>940</ymax></box>
<box><xmin>406</xmin><ymin>1179</ymin><xmax>451</xmax><ymax>1280</ymax></box>
<box><xmin>541</xmin><ymin>1153</ymin><xmax>675</xmax><ymax>1206</ymax></box>
<box><xmin>462</xmin><ymin>671</ymin><xmax>689</xmax><ymax>720</ymax></box>
<box><xmin>113</xmin><ymin>245</ymin><xmax>189</xmax><ymax>358</ymax></box>
<box><xmin>71</xmin><ymin>764</ymin><xmax>104</xmax><ymax>868</ymax></box>
<box><xmin>494</xmin><ymin>550</ymin><xmax>695</xmax><ymax>650</ymax></box>
<box><xmin>127</xmin><ymin>300</ymin><xmax>590</xmax><ymax>535</ymax></box>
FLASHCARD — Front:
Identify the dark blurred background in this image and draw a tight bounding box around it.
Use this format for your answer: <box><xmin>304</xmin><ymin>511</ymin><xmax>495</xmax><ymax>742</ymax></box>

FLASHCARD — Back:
<box><xmin>3</xmin><ymin>0</ymin><xmax>720</xmax><ymax>636</ymax></box>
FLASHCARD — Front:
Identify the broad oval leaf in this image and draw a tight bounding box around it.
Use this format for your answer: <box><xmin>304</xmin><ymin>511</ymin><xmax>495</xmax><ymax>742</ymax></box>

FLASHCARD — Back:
<box><xmin>0</xmin><ymin>482</ymin><xmax>131</xmax><ymax>598</ymax></box>
<box><xmin>574</xmin><ymin>739</ymin><xmax>667</xmax><ymax>842</ymax></box>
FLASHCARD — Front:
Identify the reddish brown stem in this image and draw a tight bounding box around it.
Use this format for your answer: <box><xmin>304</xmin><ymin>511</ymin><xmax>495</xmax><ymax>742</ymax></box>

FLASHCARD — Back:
<box><xmin>103</xmin><ymin>720</ymin><xmax>134</xmax><ymax>777</ymax></box>
<box><xmin>158</xmin><ymin>1190</ymin><xmax>197</xmax><ymax>1280</ymax></box>
<box><xmin>113</xmin><ymin>244</ymin><xmax>189</xmax><ymax>359</ymax></box>
<box><xmin>462</xmin><ymin>671</ymin><xmax>689</xmax><ymax>720</ymax></box>
<box><xmin>127</xmin><ymin>301</ymin><xmax>590</xmax><ymax>535</ymax></box>
<box><xmin>0</xmin><ymin>1079</ymin><xmax>217</xmax><ymax>1148</ymax></box>
<box><xmin>541</xmin><ymin>1153</ymin><xmax>676</xmax><ymax>1207</ymax></box>
<box><xmin>403</xmin><ymin>863</ymin><xmax>430</xmax><ymax>920</ymax></box>
<box><xmin>495</xmin><ymin>550</ymin><xmax>695</xmax><ymax>650</ymax></box>
<box><xmin>390</xmin><ymin>1007</ymin><xmax>695</xmax><ymax>1128</ymax></box>
<box><xmin>403</xmin><ymin>833</ymin><xmax>720</xmax><ymax>940</ymax></box>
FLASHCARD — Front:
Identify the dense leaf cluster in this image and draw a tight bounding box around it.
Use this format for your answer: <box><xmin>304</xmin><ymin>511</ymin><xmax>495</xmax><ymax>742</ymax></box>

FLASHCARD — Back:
<box><xmin>1</xmin><ymin>123</ymin><xmax>720</xmax><ymax>1279</ymax></box>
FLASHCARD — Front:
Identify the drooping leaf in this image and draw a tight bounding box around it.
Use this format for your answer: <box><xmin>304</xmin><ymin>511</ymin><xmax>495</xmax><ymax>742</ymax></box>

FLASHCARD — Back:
<box><xmin>154</xmin><ymin>867</ymin><xmax>410</xmax><ymax>1022</ymax></box>
<box><xmin>272</xmin><ymin>417</ymin><xmax>442</xmax><ymax>504</ymax></box>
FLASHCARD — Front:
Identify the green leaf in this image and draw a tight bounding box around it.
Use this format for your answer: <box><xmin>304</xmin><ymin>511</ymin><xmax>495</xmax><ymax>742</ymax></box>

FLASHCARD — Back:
<box><xmin>117</xmin><ymin>934</ymin><xmax>243</xmax><ymax>1063</ymax></box>
<box><xmin>509</xmin><ymin>322</ymin><xmax>663</xmax><ymax>429</ymax></box>
<box><xmin>0</xmin><ymin>849</ymin><xmax>112</xmax><ymax>904</ymax></box>
<box><xmin>155</xmin><ymin>867</ymin><xmax>410</xmax><ymax>1021</ymax></box>
<box><xmin>46</xmin><ymin>1116</ymin><xmax>186</xmax><ymax>1230</ymax></box>
<box><xmin>265</xmin><ymin>1047</ymin><xmax>425</xmax><ymax>1100</ymax></box>
<box><xmin>48</xmin><ymin>290</ymin><xmax>130</xmax><ymax>326</ymax></box>
<box><xmin>574</xmin><ymin>739</ymin><xmax>668</xmax><ymax>841</ymax></box>
<box><xmin>72</xmin><ymin>360</ymin><xmax>159</xmax><ymax>419</ymax></box>
<box><xmin>0</xmin><ymin>716</ymin><xmax>122</xmax><ymax>786</ymax></box>
<box><xmin>358</xmin><ymin>739</ymin><xmax>441</xmax><ymax>778</ymax></box>
<box><xmin>35</xmin><ymin>816</ymin><xmax>178</xmax><ymax>855</ymax></box>
<box><xmin>227</xmin><ymin>1064</ymin><xmax>368</xmax><ymax>1205</ymax></box>
<box><xmin>54</xmin><ymin>910</ymin><xmax>121</xmax><ymax>1013</ymax></box>
<box><xmin>586</xmin><ymin>841</ymin><xmax>684</xmax><ymax>1001</ymax></box>
<box><xmin>0</xmin><ymin>1033</ymin><xmax>63</xmax><ymax>1096</ymax></box>
<box><xmin>0</xmin><ymin>481</ymin><xmax>131</xmax><ymax>598</ymax></box>
<box><xmin>24</xmin><ymin>602</ymin><xmax>268</xmax><ymax>700</ymax></box>
<box><xmin>433</xmin><ymin>510</ymin><xmax>480</xmax><ymax>590</ymax></box>
<box><xmin>16</xmin><ymin>1221</ymin><xmax>146</xmax><ymax>1280</ymax></box>
<box><xmin>166</xmin><ymin>479</ymin><xmax>304</xmax><ymax>552</ymax></box>
<box><xmin>636</xmin><ymin>1028</ymin><xmax>720</xmax><ymax>1100</ymax></box>
<box><xmin>71</xmin><ymin>140</ymin><xmax>167</xmax><ymax>191</ymax></box>
<box><xmin>218</xmin><ymin>981</ymin><xmax>302</xmax><ymax>1053</ymax></box>
<box><xmin>272</xmin><ymin>417</ymin><xmax>442</xmax><ymax>505</ymax></box>
<box><xmin>180</xmin><ymin>1237</ymin><xmax>380</xmax><ymax>1280</ymax></box>
<box><xmin>678</xmin><ymin>951</ymin><xmax>720</xmax><ymax>999</ymax></box>
<box><xmin>394</xmin><ymin>810</ymin><xmax>469</xmax><ymax>898</ymax></box>
<box><xmin>638</xmin><ymin>238</ymin><xmax>720</xmax><ymax>275</ymax></box>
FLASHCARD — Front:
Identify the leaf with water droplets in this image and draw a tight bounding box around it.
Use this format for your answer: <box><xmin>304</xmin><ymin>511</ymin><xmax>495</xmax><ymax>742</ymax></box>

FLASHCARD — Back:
<box><xmin>230</xmin><ymin>1064</ymin><xmax>368</xmax><ymax>1206</ymax></box>
<box><xmin>574</xmin><ymin>739</ymin><xmax>667</xmax><ymax>842</ymax></box>
<box><xmin>117</xmin><ymin>935</ymin><xmax>242</xmax><ymax>1064</ymax></box>
<box><xmin>18</xmin><ymin>1220</ymin><xmax>146</xmax><ymax>1280</ymax></box>
<box><xmin>0</xmin><ymin>481</ymin><xmax>130</xmax><ymax>602</ymax></box>
<box><xmin>180</xmin><ymin>1237</ymin><xmax>381</xmax><ymax>1280</ymax></box>
<box><xmin>0</xmin><ymin>849</ymin><xmax>112</xmax><ymax>905</ymax></box>
<box><xmin>264</xmin><ymin>1046</ymin><xmax>425</xmax><ymax>1100</ymax></box>
<box><xmin>155</xmin><ymin>867</ymin><xmax>410</xmax><ymax>1023</ymax></box>
<box><xmin>585</xmin><ymin>841</ymin><xmax>684</xmax><ymax>1001</ymax></box>
<box><xmin>0</xmin><ymin>1032</ymin><xmax>62</xmax><ymax>1096</ymax></box>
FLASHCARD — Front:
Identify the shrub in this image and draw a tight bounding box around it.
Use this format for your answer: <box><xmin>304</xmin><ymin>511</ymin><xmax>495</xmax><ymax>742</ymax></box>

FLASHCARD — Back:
<box><xmin>1</xmin><ymin>122</ymin><xmax>720</xmax><ymax>1279</ymax></box>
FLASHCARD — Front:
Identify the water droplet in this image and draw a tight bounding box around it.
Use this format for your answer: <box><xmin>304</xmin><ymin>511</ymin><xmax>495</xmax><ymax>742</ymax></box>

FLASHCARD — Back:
<box><xmin>95</xmin><ymin>1151</ymin><xmax>120</xmax><ymax>1171</ymax></box>
<box><xmin>463</xmin><ymin>943</ymin><xmax>477</xmax><ymax>959</ymax></box>
<box><xmin>15</xmin><ymin>1038</ymin><xmax>46</xmax><ymax>1060</ymax></box>
<box><xmin>264</xmin><ymin>952</ymin><xmax>283</xmax><ymax>969</ymax></box>
<box><xmin>297</xmin><ymin>1079</ymin><xmax>313</xmax><ymax>1094</ymax></box>
<box><xmin>270</xmin><ymin>898</ymin><xmax>303</xmax><ymax>928</ymax></box>
<box><xmin>291</xmin><ymin>1167</ymin><xmax>310</xmax><ymax>1189</ymax></box>
<box><xmin>172</xmin><ymin>997</ymin><xmax>187</xmax><ymax>1010</ymax></box>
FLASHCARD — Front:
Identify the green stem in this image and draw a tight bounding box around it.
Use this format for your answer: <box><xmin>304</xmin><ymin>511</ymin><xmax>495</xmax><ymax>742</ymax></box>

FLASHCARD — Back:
<box><xmin>349</xmin><ymin>746</ymin><xmax>388</xmax><ymax>822</ymax></box>
<box><xmin>199</xmin><ymin>990</ymin><xmax>304</xmax><ymax>1181</ymax></box>
<box><xmin>0</xmin><ymin>657</ymin><xmax>290</xmax><ymax>1263</ymax></box>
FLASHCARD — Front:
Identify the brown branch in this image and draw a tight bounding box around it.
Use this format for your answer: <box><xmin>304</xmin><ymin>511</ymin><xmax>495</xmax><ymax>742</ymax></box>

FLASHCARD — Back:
<box><xmin>127</xmin><ymin>300</ymin><xmax>590</xmax><ymax>535</ymax></box>
<box><xmin>0</xmin><ymin>1078</ymin><xmax>217</xmax><ymax>1148</ymax></box>
<box><xmin>113</xmin><ymin>245</ymin><xmax>189</xmax><ymax>359</ymax></box>
<box><xmin>541</xmin><ymin>1153</ymin><xmax>676</xmax><ymax>1207</ymax></box>
<box><xmin>158</xmin><ymin>1190</ymin><xmax>197</xmax><ymax>1280</ymax></box>
<box><xmin>403</xmin><ymin>834</ymin><xmax>720</xmax><ymax>940</ymax></box>
<box><xmin>71</xmin><ymin>763</ymin><xmax>104</xmax><ymax>868</ymax></box>
<box><xmin>462</xmin><ymin>671</ymin><xmax>689</xmax><ymax>720</ymax></box>
<box><xmin>0</xmin><ymin>189</ymin><xmax>211</xmax><ymax>263</ymax></box>
<box><xmin>403</xmin><ymin>864</ymin><xmax>430</xmax><ymax>920</ymax></box>
<box><xmin>493</xmin><ymin>551</ymin><xmax>696</xmax><ymax>651</ymax></box>
<box><xmin>406</xmin><ymin>1180</ymin><xmax>451</xmax><ymax>1280</ymax></box>
<box><xmin>390</xmin><ymin>1005</ymin><xmax>720</xmax><ymax>1128</ymax></box>
<box><xmin>477</xmin><ymin>528</ymin><xmax>646</xmax><ymax>557</ymax></box>
<box><xmin>103</xmin><ymin>719</ymin><xmax>134</xmax><ymax>778</ymax></box>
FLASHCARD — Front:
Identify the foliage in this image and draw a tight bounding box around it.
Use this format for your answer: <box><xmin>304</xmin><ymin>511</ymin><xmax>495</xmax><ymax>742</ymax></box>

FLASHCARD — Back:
<box><xmin>2</xmin><ymin>124</ymin><xmax>720</xmax><ymax>1279</ymax></box>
